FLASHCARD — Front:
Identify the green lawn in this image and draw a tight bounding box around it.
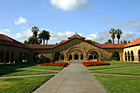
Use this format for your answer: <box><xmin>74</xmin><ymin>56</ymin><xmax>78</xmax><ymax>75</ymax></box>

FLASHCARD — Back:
<box><xmin>93</xmin><ymin>67</ymin><xmax>140</xmax><ymax>75</ymax></box>
<box><xmin>86</xmin><ymin>61</ymin><xmax>140</xmax><ymax>70</ymax></box>
<box><xmin>0</xmin><ymin>68</ymin><xmax>56</xmax><ymax>77</ymax></box>
<box><xmin>0</xmin><ymin>63</ymin><xmax>65</xmax><ymax>71</ymax></box>
<box><xmin>94</xmin><ymin>75</ymin><xmax>140</xmax><ymax>93</ymax></box>
<box><xmin>0</xmin><ymin>75</ymin><xmax>53</xmax><ymax>93</ymax></box>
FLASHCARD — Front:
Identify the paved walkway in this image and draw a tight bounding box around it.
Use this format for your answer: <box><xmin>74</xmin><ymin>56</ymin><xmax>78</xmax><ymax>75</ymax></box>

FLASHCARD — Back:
<box><xmin>0</xmin><ymin>66</ymin><xmax>60</xmax><ymax>72</ymax></box>
<box><xmin>33</xmin><ymin>61</ymin><xmax>107</xmax><ymax>93</ymax></box>
<box><xmin>0</xmin><ymin>73</ymin><xmax>56</xmax><ymax>79</ymax></box>
<box><xmin>92</xmin><ymin>73</ymin><xmax>140</xmax><ymax>77</ymax></box>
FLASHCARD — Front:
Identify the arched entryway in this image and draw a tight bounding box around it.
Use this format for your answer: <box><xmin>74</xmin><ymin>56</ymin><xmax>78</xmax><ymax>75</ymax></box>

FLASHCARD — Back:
<box><xmin>138</xmin><ymin>50</ymin><xmax>140</xmax><ymax>62</ymax></box>
<box><xmin>131</xmin><ymin>51</ymin><xmax>134</xmax><ymax>61</ymax></box>
<box><xmin>125</xmin><ymin>52</ymin><xmax>127</xmax><ymax>61</ymax></box>
<box><xmin>33</xmin><ymin>53</ymin><xmax>41</xmax><ymax>63</ymax></box>
<box><xmin>87</xmin><ymin>51</ymin><xmax>98</xmax><ymax>61</ymax></box>
<box><xmin>5</xmin><ymin>51</ymin><xmax>9</xmax><ymax>63</ymax></box>
<box><xmin>128</xmin><ymin>51</ymin><xmax>130</xmax><ymax>61</ymax></box>
<box><xmin>111</xmin><ymin>52</ymin><xmax>120</xmax><ymax>61</ymax></box>
<box><xmin>67</xmin><ymin>48</ymin><xmax>84</xmax><ymax>61</ymax></box>
<box><xmin>0</xmin><ymin>51</ymin><xmax>4</xmax><ymax>63</ymax></box>
<box><xmin>11</xmin><ymin>52</ymin><xmax>14</xmax><ymax>63</ymax></box>
<box><xmin>74</xmin><ymin>54</ymin><xmax>78</xmax><ymax>60</ymax></box>
<box><xmin>88</xmin><ymin>55</ymin><xmax>93</xmax><ymax>60</ymax></box>
<box><xmin>69</xmin><ymin>55</ymin><xmax>72</xmax><ymax>60</ymax></box>
<box><xmin>54</xmin><ymin>52</ymin><xmax>60</xmax><ymax>61</ymax></box>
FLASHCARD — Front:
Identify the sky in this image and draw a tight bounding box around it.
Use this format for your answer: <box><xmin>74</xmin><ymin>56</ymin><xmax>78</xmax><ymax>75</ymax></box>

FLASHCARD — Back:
<box><xmin>0</xmin><ymin>0</ymin><xmax>140</xmax><ymax>44</ymax></box>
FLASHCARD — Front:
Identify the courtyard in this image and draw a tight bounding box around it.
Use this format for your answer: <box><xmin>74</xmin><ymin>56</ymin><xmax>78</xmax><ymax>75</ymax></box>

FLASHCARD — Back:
<box><xmin>0</xmin><ymin>61</ymin><xmax>140</xmax><ymax>93</ymax></box>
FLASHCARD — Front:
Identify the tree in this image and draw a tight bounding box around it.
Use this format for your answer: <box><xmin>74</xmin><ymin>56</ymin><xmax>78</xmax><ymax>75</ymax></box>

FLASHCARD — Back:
<box><xmin>105</xmin><ymin>39</ymin><xmax>112</xmax><ymax>44</ymax></box>
<box><xmin>109</xmin><ymin>28</ymin><xmax>116</xmax><ymax>44</ymax></box>
<box><xmin>86</xmin><ymin>40</ymin><xmax>99</xmax><ymax>44</ymax></box>
<box><xmin>123</xmin><ymin>40</ymin><xmax>127</xmax><ymax>44</ymax></box>
<box><xmin>128</xmin><ymin>40</ymin><xmax>131</xmax><ymax>43</ymax></box>
<box><xmin>116</xmin><ymin>29</ymin><xmax>122</xmax><ymax>44</ymax></box>
<box><xmin>39</xmin><ymin>30</ymin><xmax>51</xmax><ymax>45</ymax></box>
<box><xmin>45</xmin><ymin>31</ymin><xmax>51</xmax><ymax>45</ymax></box>
<box><xmin>31</xmin><ymin>26</ymin><xmax>39</xmax><ymax>38</ymax></box>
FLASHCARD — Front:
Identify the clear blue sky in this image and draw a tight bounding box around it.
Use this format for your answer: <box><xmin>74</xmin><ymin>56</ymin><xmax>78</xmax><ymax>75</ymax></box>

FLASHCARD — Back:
<box><xmin>0</xmin><ymin>0</ymin><xmax>140</xmax><ymax>44</ymax></box>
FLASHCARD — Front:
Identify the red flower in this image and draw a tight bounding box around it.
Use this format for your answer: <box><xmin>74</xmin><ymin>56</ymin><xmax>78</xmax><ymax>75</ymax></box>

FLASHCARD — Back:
<box><xmin>82</xmin><ymin>62</ymin><xmax>110</xmax><ymax>66</ymax></box>
<box><xmin>40</xmin><ymin>62</ymin><xmax>69</xmax><ymax>67</ymax></box>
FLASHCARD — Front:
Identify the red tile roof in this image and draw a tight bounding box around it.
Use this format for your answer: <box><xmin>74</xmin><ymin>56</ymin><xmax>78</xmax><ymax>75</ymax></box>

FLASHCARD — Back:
<box><xmin>27</xmin><ymin>45</ymin><xmax>56</xmax><ymax>49</ymax></box>
<box><xmin>68</xmin><ymin>34</ymin><xmax>85</xmax><ymax>39</ymax></box>
<box><xmin>58</xmin><ymin>40</ymin><xmax>68</xmax><ymax>45</ymax></box>
<box><xmin>0</xmin><ymin>34</ymin><xmax>28</xmax><ymax>48</ymax></box>
<box><xmin>95</xmin><ymin>44</ymin><xmax>127</xmax><ymax>48</ymax></box>
<box><xmin>125</xmin><ymin>38</ymin><xmax>140</xmax><ymax>47</ymax></box>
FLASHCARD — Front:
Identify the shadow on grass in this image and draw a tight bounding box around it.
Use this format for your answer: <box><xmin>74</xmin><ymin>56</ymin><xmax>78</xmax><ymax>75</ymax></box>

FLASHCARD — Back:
<box><xmin>0</xmin><ymin>62</ymin><xmax>40</xmax><ymax>76</ymax></box>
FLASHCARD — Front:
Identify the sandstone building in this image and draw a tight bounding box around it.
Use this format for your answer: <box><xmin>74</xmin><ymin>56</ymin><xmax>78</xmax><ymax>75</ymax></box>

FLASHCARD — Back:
<box><xmin>0</xmin><ymin>33</ymin><xmax>139</xmax><ymax>64</ymax></box>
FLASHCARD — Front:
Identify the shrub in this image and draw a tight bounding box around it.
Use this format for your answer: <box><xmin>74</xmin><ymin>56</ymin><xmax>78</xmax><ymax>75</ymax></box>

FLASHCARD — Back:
<box><xmin>83</xmin><ymin>62</ymin><xmax>110</xmax><ymax>66</ymax></box>
<box><xmin>40</xmin><ymin>62</ymin><xmax>69</xmax><ymax>67</ymax></box>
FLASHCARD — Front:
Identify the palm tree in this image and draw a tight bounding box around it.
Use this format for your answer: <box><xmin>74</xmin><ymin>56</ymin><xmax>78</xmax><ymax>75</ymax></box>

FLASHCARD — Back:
<box><xmin>31</xmin><ymin>26</ymin><xmax>39</xmax><ymax>38</ymax></box>
<box><xmin>116</xmin><ymin>29</ymin><xmax>122</xmax><ymax>44</ymax></box>
<box><xmin>28</xmin><ymin>36</ymin><xmax>40</xmax><ymax>45</ymax></box>
<box><xmin>39</xmin><ymin>30</ymin><xmax>48</xmax><ymax>45</ymax></box>
<box><xmin>45</xmin><ymin>31</ymin><xmax>51</xmax><ymax>45</ymax></box>
<box><xmin>109</xmin><ymin>28</ymin><xmax>116</xmax><ymax>44</ymax></box>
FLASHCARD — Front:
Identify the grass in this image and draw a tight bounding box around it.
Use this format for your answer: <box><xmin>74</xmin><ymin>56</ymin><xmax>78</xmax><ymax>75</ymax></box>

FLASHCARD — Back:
<box><xmin>93</xmin><ymin>67</ymin><xmax>140</xmax><ymax>75</ymax></box>
<box><xmin>0</xmin><ymin>75</ymin><xmax>53</xmax><ymax>93</ymax></box>
<box><xmin>0</xmin><ymin>63</ymin><xmax>65</xmax><ymax>71</ymax></box>
<box><xmin>94</xmin><ymin>75</ymin><xmax>140</xmax><ymax>93</ymax></box>
<box><xmin>0</xmin><ymin>68</ymin><xmax>56</xmax><ymax>77</ymax></box>
<box><xmin>86</xmin><ymin>61</ymin><xmax>140</xmax><ymax>70</ymax></box>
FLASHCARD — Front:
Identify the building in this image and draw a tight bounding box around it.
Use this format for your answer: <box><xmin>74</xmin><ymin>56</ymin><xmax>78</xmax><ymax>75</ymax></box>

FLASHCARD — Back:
<box><xmin>0</xmin><ymin>33</ymin><xmax>139</xmax><ymax>64</ymax></box>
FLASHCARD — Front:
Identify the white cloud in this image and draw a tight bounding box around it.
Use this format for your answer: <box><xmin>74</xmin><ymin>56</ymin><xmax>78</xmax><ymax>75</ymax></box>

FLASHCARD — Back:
<box><xmin>14</xmin><ymin>17</ymin><xmax>29</xmax><ymax>25</ymax></box>
<box><xmin>50</xmin><ymin>32</ymin><xmax>75</xmax><ymax>40</ymax></box>
<box><xmin>102</xmin><ymin>17</ymin><xmax>140</xmax><ymax>29</ymax></box>
<box><xmin>50</xmin><ymin>0</ymin><xmax>90</xmax><ymax>11</ymax></box>
<box><xmin>0</xmin><ymin>29</ymin><xmax>10</xmax><ymax>33</ymax></box>
<box><xmin>15</xmin><ymin>29</ymin><xmax>32</xmax><ymax>39</ymax></box>
<box><xmin>86</xmin><ymin>31</ymin><xmax>136</xmax><ymax>44</ymax></box>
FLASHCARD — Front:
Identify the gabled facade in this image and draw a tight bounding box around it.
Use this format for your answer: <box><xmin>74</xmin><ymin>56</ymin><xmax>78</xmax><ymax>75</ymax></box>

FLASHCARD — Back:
<box><xmin>1</xmin><ymin>33</ymin><xmax>139</xmax><ymax>64</ymax></box>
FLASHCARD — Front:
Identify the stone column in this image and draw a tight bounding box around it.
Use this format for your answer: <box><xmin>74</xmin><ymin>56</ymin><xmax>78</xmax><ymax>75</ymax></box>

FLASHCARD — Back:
<box><xmin>72</xmin><ymin>54</ymin><xmax>74</xmax><ymax>60</ymax></box>
<box><xmin>78</xmin><ymin>54</ymin><xmax>81</xmax><ymax>60</ymax></box>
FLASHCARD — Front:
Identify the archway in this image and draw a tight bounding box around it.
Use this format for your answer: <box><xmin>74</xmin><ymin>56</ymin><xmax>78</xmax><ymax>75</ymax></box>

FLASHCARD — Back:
<box><xmin>88</xmin><ymin>55</ymin><xmax>93</xmax><ymax>60</ymax></box>
<box><xmin>87</xmin><ymin>51</ymin><xmax>98</xmax><ymax>61</ymax></box>
<box><xmin>74</xmin><ymin>54</ymin><xmax>78</xmax><ymax>60</ymax></box>
<box><xmin>111</xmin><ymin>52</ymin><xmax>120</xmax><ymax>61</ymax></box>
<box><xmin>33</xmin><ymin>53</ymin><xmax>41</xmax><ymax>63</ymax></box>
<box><xmin>54</xmin><ymin>52</ymin><xmax>60</xmax><ymax>61</ymax></box>
<box><xmin>125</xmin><ymin>52</ymin><xmax>127</xmax><ymax>61</ymax></box>
<box><xmin>138</xmin><ymin>50</ymin><xmax>140</xmax><ymax>62</ymax></box>
<box><xmin>0</xmin><ymin>51</ymin><xmax>4</xmax><ymax>63</ymax></box>
<box><xmin>60</xmin><ymin>55</ymin><xmax>64</xmax><ymax>60</ymax></box>
<box><xmin>11</xmin><ymin>52</ymin><xmax>14</xmax><ymax>63</ymax></box>
<box><xmin>69</xmin><ymin>55</ymin><xmax>72</xmax><ymax>60</ymax></box>
<box><xmin>19</xmin><ymin>52</ymin><xmax>22</xmax><ymax>62</ymax></box>
<box><xmin>131</xmin><ymin>51</ymin><xmax>134</xmax><ymax>61</ymax></box>
<box><xmin>5</xmin><ymin>52</ymin><xmax>9</xmax><ymax>63</ymax></box>
<box><xmin>128</xmin><ymin>51</ymin><xmax>130</xmax><ymax>61</ymax></box>
<box><xmin>67</xmin><ymin>47</ymin><xmax>85</xmax><ymax>61</ymax></box>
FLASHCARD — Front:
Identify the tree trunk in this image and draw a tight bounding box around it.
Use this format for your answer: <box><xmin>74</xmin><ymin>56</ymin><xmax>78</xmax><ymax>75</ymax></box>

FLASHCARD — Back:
<box><xmin>113</xmin><ymin>39</ymin><xmax>114</xmax><ymax>44</ymax></box>
<box><xmin>118</xmin><ymin>39</ymin><xmax>119</xmax><ymax>44</ymax></box>
<box><xmin>46</xmin><ymin>40</ymin><xmax>48</xmax><ymax>45</ymax></box>
<box><xmin>43</xmin><ymin>39</ymin><xmax>45</xmax><ymax>45</ymax></box>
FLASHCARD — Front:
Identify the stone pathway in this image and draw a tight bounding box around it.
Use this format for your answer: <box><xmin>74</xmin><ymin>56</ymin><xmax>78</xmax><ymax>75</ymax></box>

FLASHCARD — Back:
<box><xmin>0</xmin><ymin>66</ymin><xmax>60</xmax><ymax>72</ymax></box>
<box><xmin>33</xmin><ymin>61</ymin><xmax>107</xmax><ymax>93</ymax></box>
<box><xmin>92</xmin><ymin>73</ymin><xmax>140</xmax><ymax>77</ymax></box>
<box><xmin>0</xmin><ymin>73</ymin><xmax>56</xmax><ymax>79</ymax></box>
<box><xmin>90</xmin><ymin>65</ymin><xmax>140</xmax><ymax>72</ymax></box>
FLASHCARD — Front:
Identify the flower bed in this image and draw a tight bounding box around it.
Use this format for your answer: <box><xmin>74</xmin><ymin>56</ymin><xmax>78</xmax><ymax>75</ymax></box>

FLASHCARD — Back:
<box><xmin>40</xmin><ymin>62</ymin><xmax>69</xmax><ymax>67</ymax></box>
<box><xmin>83</xmin><ymin>62</ymin><xmax>110</xmax><ymax>66</ymax></box>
